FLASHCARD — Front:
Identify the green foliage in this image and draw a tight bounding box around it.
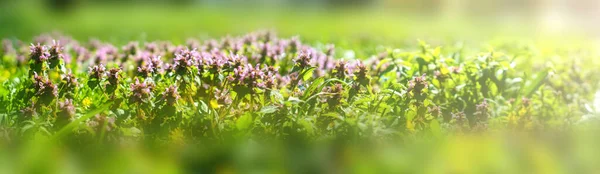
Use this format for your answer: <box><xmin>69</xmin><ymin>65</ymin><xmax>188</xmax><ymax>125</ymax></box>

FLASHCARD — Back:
<box><xmin>0</xmin><ymin>32</ymin><xmax>598</xmax><ymax>144</ymax></box>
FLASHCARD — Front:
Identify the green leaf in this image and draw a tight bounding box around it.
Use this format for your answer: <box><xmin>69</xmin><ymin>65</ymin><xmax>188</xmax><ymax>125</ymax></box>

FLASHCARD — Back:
<box><xmin>301</xmin><ymin>67</ymin><xmax>316</xmax><ymax>81</ymax></box>
<box><xmin>52</xmin><ymin>102</ymin><xmax>112</xmax><ymax>140</ymax></box>
<box><xmin>288</xmin><ymin>97</ymin><xmax>304</xmax><ymax>104</ymax></box>
<box><xmin>522</xmin><ymin>69</ymin><xmax>548</xmax><ymax>97</ymax></box>
<box><xmin>303</xmin><ymin>77</ymin><xmax>325</xmax><ymax>100</ymax></box>
<box><xmin>259</xmin><ymin>105</ymin><xmax>278</xmax><ymax>114</ymax></box>
<box><xmin>270</xmin><ymin>90</ymin><xmax>284</xmax><ymax>104</ymax></box>
<box><xmin>236</xmin><ymin>113</ymin><xmax>253</xmax><ymax>130</ymax></box>
<box><xmin>298</xmin><ymin>119</ymin><xmax>314</xmax><ymax>135</ymax></box>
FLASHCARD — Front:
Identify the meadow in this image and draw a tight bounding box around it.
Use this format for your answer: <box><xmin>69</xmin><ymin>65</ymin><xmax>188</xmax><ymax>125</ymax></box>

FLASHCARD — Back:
<box><xmin>1</xmin><ymin>1</ymin><xmax>600</xmax><ymax>173</ymax></box>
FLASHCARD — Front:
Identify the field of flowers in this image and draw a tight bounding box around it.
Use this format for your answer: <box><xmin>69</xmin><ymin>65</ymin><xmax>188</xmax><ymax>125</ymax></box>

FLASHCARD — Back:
<box><xmin>1</xmin><ymin>31</ymin><xmax>600</xmax><ymax>173</ymax></box>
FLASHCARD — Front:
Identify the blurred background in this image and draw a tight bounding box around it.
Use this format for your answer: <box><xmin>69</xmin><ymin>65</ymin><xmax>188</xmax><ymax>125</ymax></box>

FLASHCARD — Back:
<box><xmin>1</xmin><ymin>0</ymin><xmax>600</xmax><ymax>44</ymax></box>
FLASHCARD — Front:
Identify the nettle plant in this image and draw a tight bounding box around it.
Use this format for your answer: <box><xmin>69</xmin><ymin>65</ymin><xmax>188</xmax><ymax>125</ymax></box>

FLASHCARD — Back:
<box><xmin>0</xmin><ymin>32</ymin><xmax>591</xmax><ymax>142</ymax></box>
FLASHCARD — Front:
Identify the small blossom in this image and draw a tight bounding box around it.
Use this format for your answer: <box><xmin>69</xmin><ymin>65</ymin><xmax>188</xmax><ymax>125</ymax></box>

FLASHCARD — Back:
<box><xmin>105</xmin><ymin>67</ymin><xmax>121</xmax><ymax>94</ymax></box>
<box><xmin>61</xmin><ymin>71</ymin><xmax>78</xmax><ymax>93</ymax></box>
<box><xmin>20</xmin><ymin>102</ymin><xmax>37</xmax><ymax>120</ymax></box>
<box><xmin>325</xmin><ymin>44</ymin><xmax>335</xmax><ymax>57</ymax></box>
<box><xmin>288</xmin><ymin>36</ymin><xmax>301</xmax><ymax>53</ymax></box>
<box><xmin>107</xmin><ymin>68</ymin><xmax>121</xmax><ymax>85</ymax></box>
<box><xmin>47</xmin><ymin>40</ymin><xmax>64</xmax><ymax>68</ymax></box>
<box><xmin>29</xmin><ymin>43</ymin><xmax>49</xmax><ymax>63</ymax></box>
<box><xmin>1</xmin><ymin>39</ymin><xmax>15</xmax><ymax>56</ymax></box>
<box><xmin>353</xmin><ymin>61</ymin><xmax>369</xmax><ymax>86</ymax></box>
<box><xmin>145</xmin><ymin>42</ymin><xmax>160</xmax><ymax>53</ymax></box>
<box><xmin>149</xmin><ymin>56</ymin><xmax>163</xmax><ymax>73</ymax></box>
<box><xmin>434</xmin><ymin>70</ymin><xmax>449</xmax><ymax>82</ymax></box>
<box><xmin>137</xmin><ymin>63</ymin><xmax>154</xmax><ymax>78</ymax></box>
<box><xmin>32</xmin><ymin>73</ymin><xmax>58</xmax><ymax>105</ymax></box>
<box><xmin>408</xmin><ymin>74</ymin><xmax>428</xmax><ymax>95</ymax></box>
<box><xmin>87</xmin><ymin>114</ymin><xmax>116</xmax><ymax>132</ymax></box>
<box><xmin>450</xmin><ymin>66</ymin><xmax>462</xmax><ymax>74</ymax></box>
<box><xmin>428</xmin><ymin>106</ymin><xmax>442</xmax><ymax>118</ymax></box>
<box><xmin>88</xmin><ymin>64</ymin><xmax>106</xmax><ymax>80</ymax></box>
<box><xmin>184</xmin><ymin>39</ymin><xmax>200</xmax><ymax>51</ymax></box>
<box><xmin>474</xmin><ymin>100</ymin><xmax>490</xmax><ymax>121</ymax></box>
<box><xmin>163</xmin><ymin>85</ymin><xmax>180</xmax><ymax>106</ymax></box>
<box><xmin>57</xmin><ymin>99</ymin><xmax>76</xmax><ymax>121</ymax></box>
<box><xmin>332</xmin><ymin>61</ymin><xmax>348</xmax><ymax>79</ymax></box>
<box><xmin>172</xmin><ymin>48</ymin><xmax>198</xmax><ymax>75</ymax></box>
<box><xmin>294</xmin><ymin>50</ymin><xmax>312</xmax><ymax>69</ymax></box>
<box><xmin>452</xmin><ymin>111</ymin><xmax>467</xmax><ymax>125</ymax></box>
<box><xmin>122</xmin><ymin>41</ymin><xmax>139</xmax><ymax>56</ymax></box>
<box><xmin>129</xmin><ymin>78</ymin><xmax>154</xmax><ymax>103</ymax></box>
<box><xmin>214</xmin><ymin>89</ymin><xmax>232</xmax><ymax>105</ymax></box>
<box><xmin>323</xmin><ymin>84</ymin><xmax>343</xmax><ymax>109</ymax></box>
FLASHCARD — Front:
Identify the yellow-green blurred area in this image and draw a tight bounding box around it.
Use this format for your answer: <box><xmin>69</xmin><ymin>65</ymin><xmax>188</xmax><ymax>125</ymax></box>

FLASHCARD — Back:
<box><xmin>2</xmin><ymin>131</ymin><xmax>600</xmax><ymax>174</ymax></box>
<box><xmin>2</xmin><ymin>0</ymin><xmax>600</xmax><ymax>44</ymax></box>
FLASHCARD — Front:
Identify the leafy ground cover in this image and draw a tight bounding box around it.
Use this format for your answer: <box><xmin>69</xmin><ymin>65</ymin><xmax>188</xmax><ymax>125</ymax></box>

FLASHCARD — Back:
<box><xmin>1</xmin><ymin>31</ymin><xmax>600</xmax><ymax>173</ymax></box>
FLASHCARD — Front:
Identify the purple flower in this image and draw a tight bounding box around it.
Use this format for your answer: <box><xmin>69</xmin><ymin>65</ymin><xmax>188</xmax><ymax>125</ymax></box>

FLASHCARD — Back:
<box><xmin>287</xmin><ymin>36</ymin><xmax>301</xmax><ymax>53</ymax></box>
<box><xmin>29</xmin><ymin>43</ymin><xmax>49</xmax><ymax>63</ymax></box>
<box><xmin>88</xmin><ymin>39</ymin><xmax>103</xmax><ymax>50</ymax></box>
<box><xmin>408</xmin><ymin>74</ymin><xmax>428</xmax><ymax>95</ymax></box>
<box><xmin>87</xmin><ymin>114</ymin><xmax>116</xmax><ymax>132</ymax></box>
<box><xmin>214</xmin><ymin>89</ymin><xmax>232</xmax><ymax>105</ymax></box>
<box><xmin>61</xmin><ymin>71</ymin><xmax>78</xmax><ymax>92</ymax></box>
<box><xmin>33</xmin><ymin>33</ymin><xmax>55</xmax><ymax>45</ymax></box>
<box><xmin>294</xmin><ymin>50</ymin><xmax>313</xmax><ymax>69</ymax></box>
<box><xmin>474</xmin><ymin>100</ymin><xmax>489</xmax><ymax>121</ymax></box>
<box><xmin>94</xmin><ymin>45</ymin><xmax>118</xmax><ymax>64</ymax></box>
<box><xmin>264</xmin><ymin>66</ymin><xmax>278</xmax><ymax>89</ymax></box>
<box><xmin>450</xmin><ymin>66</ymin><xmax>462</xmax><ymax>74</ymax></box>
<box><xmin>20</xmin><ymin>102</ymin><xmax>37</xmax><ymax>120</ymax></box>
<box><xmin>172</xmin><ymin>48</ymin><xmax>198</xmax><ymax>75</ymax></box>
<box><xmin>325</xmin><ymin>44</ymin><xmax>335</xmax><ymax>57</ymax></box>
<box><xmin>433</xmin><ymin>70</ymin><xmax>448</xmax><ymax>82</ymax></box>
<box><xmin>322</xmin><ymin>84</ymin><xmax>343</xmax><ymax>109</ymax></box>
<box><xmin>230</xmin><ymin>63</ymin><xmax>272</xmax><ymax>95</ymax></box>
<box><xmin>243</xmin><ymin>32</ymin><xmax>258</xmax><ymax>45</ymax></box>
<box><xmin>258</xmin><ymin>30</ymin><xmax>275</xmax><ymax>43</ymax></box>
<box><xmin>73</xmin><ymin>45</ymin><xmax>90</xmax><ymax>63</ymax></box>
<box><xmin>205</xmin><ymin>39</ymin><xmax>221</xmax><ymax>51</ymax></box>
<box><xmin>353</xmin><ymin>61</ymin><xmax>369</xmax><ymax>86</ymax></box>
<box><xmin>58</xmin><ymin>99</ymin><xmax>76</xmax><ymax>120</ymax></box>
<box><xmin>107</xmin><ymin>67</ymin><xmax>121</xmax><ymax>85</ymax></box>
<box><xmin>220</xmin><ymin>35</ymin><xmax>233</xmax><ymax>49</ymax></box>
<box><xmin>129</xmin><ymin>78</ymin><xmax>154</xmax><ymax>103</ymax></box>
<box><xmin>137</xmin><ymin>63</ymin><xmax>154</xmax><ymax>78</ymax></box>
<box><xmin>48</xmin><ymin>40</ymin><xmax>64</xmax><ymax>68</ymax></box>
<box><xmin>452</xmin><ymin>112</ymin><xmax>467</xmax><ymax>125</ymax></box>
<box><xmin>428</xmin><ymin>106</ymin><xmax>442</xmax><ymax>118</ymax></box>
<box><xmin>33</xmin><ymin>73</ymin><xmax>58</xmax><ymax>105</ymax></box>
<box><xmin>149</xmin><ymin>55</ymin><xmax>163</xmax><ymax>73</ymax></box>
<box><xmin>145</xmin><ymin>42</ymin><xmax>160</xmax><ymax>54</ymax></box>
<box><xmin>1</xmin><ymin>39</ymin><xmax>15</xmax><ymax>56</ymax></box>
<box><xmin>122</xmin><ymin>41</ymin><xmax>139</xmax><ymax>56</ymax></box>
<box><xmin>230</xmin><ymin>40</ymin><xmax>243</xmax><ymax>54</ymax></box>
<box><xmin>186</xmin><ymin>39</ymin><xmax>201</xmax><ymax>51</ymax></box>
<box><xmin>88</xmin><ymin>64</ymin><xmax>106</xmax><ymax>80</ymax></box>
<box><xmin>163</xmin><ymin>85</ymin><xmax>180</xmax><ymax>106</ymax></box>
<box><xmin>332</xmin><ymin>60</ymin><xmax>348</xmax><ymax>79</ymax></box>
